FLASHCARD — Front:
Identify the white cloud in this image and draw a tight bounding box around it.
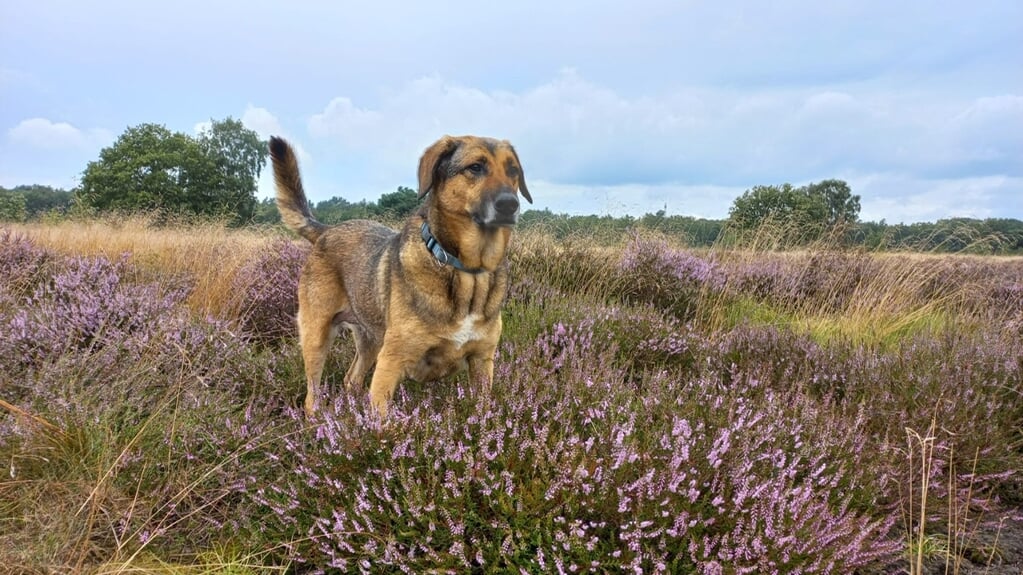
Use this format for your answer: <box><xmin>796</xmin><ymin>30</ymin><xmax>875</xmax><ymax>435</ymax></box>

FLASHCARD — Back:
<box><xmin>240</xmin><ymin>105</ymin><xmax>311</xmax><ymax>163</ymax></box>
<box><xmin>227</xmin><ymin>105</ymin><xmax>312</xmax><ymax>201</ymax></box>
<box><xmin>8</xmin><ymin>118</ymin><xmax>111</xmax><ymax>150</ymax></box>
<box><xmin>297</xmin><ymin>71</ymin><xmax>1023</xmax><ymax>220</ymax></box>
<box><xmin>193</xmin><ymin>120</ymin><xmax>212</xmax><ymax>135</ymax></box>
<box><xmin>854</xmin><ymin>173</ymin><xmax>1020</xmax><ymax>223</ymax></box>
<box><xmin>241</xmin><ymin>105</ymin><xmax>283</xmax><ymax>139</ymax></box>
<box><xmin>308</xmin><ymin>97</ymin><xmax>382</xmax><ymax>143</ymax></box>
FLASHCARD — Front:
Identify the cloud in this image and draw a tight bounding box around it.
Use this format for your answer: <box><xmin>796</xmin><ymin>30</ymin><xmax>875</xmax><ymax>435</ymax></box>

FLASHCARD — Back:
<box><xmin>232</xmin><ymin>105</ymin><xmax>312</xmax><ymax>200</ymax></box>
<box><xmin>854</xmin><ymin>173</ymin><xmax>1021</xmax><ymax>223</ymax></box>
<box><xmin>945</xmin><ymin>95</ymin><xmax>1023</xmax><ymax>173</ymax></box>
<box><xmin>241</xmin><ymin>105</ymin><xmax>283</xmax><ymax>139</ymax></box>
<box><xmin>7</xmin><ymin>118</ymin><xmax>111</xmax><ymax>150</ymax></box>
<box><xmin>306</xmin><ymin>72</ymin><xmax>1019</xmax><ymax>186</ymax></box>
<box><xmin>297</xmin><ymin>71</ymin><xmax>1023</xmax><ymax>220</ymax></box>
<box><xmin>308</xmin><ymin>97</ymin><xmax>382</xmax><ymax>143</ymax></box>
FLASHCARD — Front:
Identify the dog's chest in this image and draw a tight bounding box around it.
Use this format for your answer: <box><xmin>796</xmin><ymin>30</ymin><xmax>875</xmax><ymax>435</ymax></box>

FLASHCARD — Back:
<box><xmin>408</xmin><ymin>314</ymin><xmax>493</xmax><ymax>382</ymax></box>
<box><xmin>449</xmin><ymin>313</ymin><xmax>485</xmax><ymax>348</ymax></box>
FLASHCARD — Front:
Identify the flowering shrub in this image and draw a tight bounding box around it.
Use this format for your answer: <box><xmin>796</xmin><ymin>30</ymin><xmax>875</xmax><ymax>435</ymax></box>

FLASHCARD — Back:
<box><xmin>0</xmin><ymin>229</ymin><xmax>53</xmax><ymax>303</ymax></box>
<box><xmin>3</xmin><ymin>229</ymin><xmax>1021</xmax><ymax>573</ymax></box>
<box><xmin>0</xmin><ymin>237</ymin><xmax>274</xmax><ymax>420</ymax></box>
<box><xmin>618</xmin><ymin>233</ymin><xmax>725</xmax><ymax>319</ymax></box>
<box><xmin>238</xmin><ymin>320</ymin><xmax>901</xmax><ymax>573</ymax></box>
<box><xmin>2</xmin><ymin>254</ymin><xmax>186</xmax><ymax>370</ymax></box>
<box><xmin>230</xmin><ymin>237</ymin><xmax>307</xmax><ymax>341</ymax></box>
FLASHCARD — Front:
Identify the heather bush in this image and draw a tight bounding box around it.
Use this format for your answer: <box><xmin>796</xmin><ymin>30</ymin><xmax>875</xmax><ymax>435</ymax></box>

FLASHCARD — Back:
<box><xmin>721</xmin><ymin>252</ymin><xmax>869</xmax><ymax>313</ymax></box>
<box><xmin>0</xmin><ymin>229</ymin><xmax>54</xmax><ymax>304</ymax></box>
<box><xmin>0</xmin><ymin>240</ymin><xmax>288</xmax><ymax>568</ymax></box>
<box><xmin>2</xmin><ymin>254</ymin><xmax>185</xmax><ymax>375</ymax></box>
<box><xmin>720</xmin><ymin>250</ymin><xmax>1023</xmax><ymax>326</ymax></box>
<box><xmin>230</xmin><ymin>237</ymin><xmax>308</xmax><ymax>341</ymax></box>
<box><xmin>618</xmin><ymin>232</ymin><xmax>725</xmax><ymax>320</ymax></box>
<box><xmin>235</xmin><ymin>319</ymin><xmax>901</xmax><ymax>573</ymax></box>
<box><xmin>4</xmin><ymin>225</ymin><xmax>1022</xmax><ymax>573</ymax></box>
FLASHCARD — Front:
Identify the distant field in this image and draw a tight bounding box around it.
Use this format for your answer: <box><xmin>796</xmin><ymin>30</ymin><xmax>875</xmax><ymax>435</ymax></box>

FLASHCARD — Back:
<box><xmin>2</xmin><ymin>217</ymin><xmax>1021</xmax><ymax>574</ymax></box>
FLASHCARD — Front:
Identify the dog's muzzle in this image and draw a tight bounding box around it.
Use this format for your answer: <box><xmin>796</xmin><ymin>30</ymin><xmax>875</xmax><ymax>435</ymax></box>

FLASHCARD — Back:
<box><xmin>478</xmin><ymin>191</ymin><xmax>520</xmax><ymax>227</ymax></box>
<box><xmin>494</xmin><ymin>192</ymin><xmax>519</xmax><ymax>219</ymax></box>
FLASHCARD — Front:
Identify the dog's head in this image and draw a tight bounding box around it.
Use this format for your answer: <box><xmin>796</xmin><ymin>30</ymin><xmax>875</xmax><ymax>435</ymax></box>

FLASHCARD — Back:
<box><xmin>417</xmin><ymin>135</ymin><xmax>532</xmax><ymax>228</ymax></box>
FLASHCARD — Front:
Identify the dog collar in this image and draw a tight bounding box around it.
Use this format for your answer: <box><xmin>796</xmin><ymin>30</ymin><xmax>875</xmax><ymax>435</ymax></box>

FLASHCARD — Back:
<box><xmin>421</xmin><ymin>221</ymin><xmax>485</xmax><ymax>274</ymax></box>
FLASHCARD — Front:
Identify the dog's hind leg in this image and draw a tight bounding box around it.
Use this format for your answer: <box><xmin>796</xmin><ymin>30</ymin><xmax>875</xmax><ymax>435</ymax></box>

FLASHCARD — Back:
<box><xmin>344</xmin><ymin>327</ymin><xmax>381</xmax><ymax>390</ymax></box>
<box><xmin>297</xmin><ymin>278</ymin><xmax>348</xmax><ymax>417</ymax></box>
<box><xmin>299</xmin><ymin>311</ymin><xmax>336</xmax><ymax>417</ymax></box>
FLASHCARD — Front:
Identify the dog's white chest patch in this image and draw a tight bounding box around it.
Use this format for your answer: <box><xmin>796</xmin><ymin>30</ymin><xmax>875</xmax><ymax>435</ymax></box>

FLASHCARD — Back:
<box><xmin>450</xmin><ymin>314</ymin><xmax>484</xmax><ymax>349</ymax></box>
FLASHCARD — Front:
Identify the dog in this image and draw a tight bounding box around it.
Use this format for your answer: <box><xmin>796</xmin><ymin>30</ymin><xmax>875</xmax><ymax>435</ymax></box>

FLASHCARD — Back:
<box><xmin>269</xmin><ymin>135</ymin><xmax>531</xmax><ymax>417</ymax></box>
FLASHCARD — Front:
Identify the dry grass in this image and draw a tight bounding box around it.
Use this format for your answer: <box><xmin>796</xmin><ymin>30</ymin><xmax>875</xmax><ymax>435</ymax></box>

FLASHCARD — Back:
<box><xmin>709</xmin><ymin>244</ymin><xmax>1022</xmax><ymax>345</ymax></box>
<box><xmin>510</xmin><ymin>229</ymin><xmax>627</xmax><ymax>301</ymax></box>
<box><xmin>5</xmin><ymin>215</ymin><xmax>285</xmax><ymax>320</ymax></box>
<box><xmin>9</xmin><ymin>218</ymin><xmax>1018</xmax><ymax>344</ymax></box>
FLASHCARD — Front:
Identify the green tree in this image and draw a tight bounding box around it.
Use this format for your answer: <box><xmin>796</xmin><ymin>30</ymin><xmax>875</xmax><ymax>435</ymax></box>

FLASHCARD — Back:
<box><xmin>315</xmin><ymin>196</ymin><xmax>365</xmax><ymax>224</ymax></box>
<box><xmin>376</xmin><ymin>186</ymin><xmax>419</xmax><ymax>219</ymax></box>
<box><xmin>728</xmin><ymin>183</ymin><xmax>805</xmax><ymax>228</ymax></box>
<box><xmin>196</xmin><ymin>117</ymin><xmax>267</xmax><ymax>222</ymax></box>
<box><xmin>0</xmin><ymin>185</ymin><xmax>73</xmax><ymax>217</ymax></box>
<box><xmin>728</xmin><ymin>179</ymin><xmax>860</xmax><ymax>244</ymax></box>
<box><xmin>0</xmin><ymin>189</ymin><xmax>27</xmax><ymax>221</ymax></box>
<box><xmin>251</xmin><ymin>197</ymin><xmax>281</xmax><ymax>224</ymax></box>
<box><xmin>803</xmin><ymin>179</ymin><xmax>860</xmax><ymax>226</ymax></box>
<box><xmin>76</xmin><ymin>119</ymin><xmax>266</xmax><ymax>223</ymax></box>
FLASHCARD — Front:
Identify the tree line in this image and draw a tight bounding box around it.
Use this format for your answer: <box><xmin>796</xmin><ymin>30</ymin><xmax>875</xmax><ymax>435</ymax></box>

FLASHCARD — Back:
<box><xmin>2</xmin><ymin>119</ymin><xmax>1022</xmax><ymax>253</ymax></box>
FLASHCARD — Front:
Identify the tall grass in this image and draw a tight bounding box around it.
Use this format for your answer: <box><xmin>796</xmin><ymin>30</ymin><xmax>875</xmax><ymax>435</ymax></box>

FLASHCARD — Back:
<box><xmin>1</xmin><ymin>219</ymin><xmax>1020</xmax><ymax>573</ymax></box>
<box><xmin>4</xmin><ymin>214</ymin><xmax>286</xmax><ymax>319</ymax></box>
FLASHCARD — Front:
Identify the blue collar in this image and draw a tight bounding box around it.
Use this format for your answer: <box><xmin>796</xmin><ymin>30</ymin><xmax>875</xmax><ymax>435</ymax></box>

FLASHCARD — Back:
<box><xmin>420</xmin><ymin>221</ymin><xmax>485</xmax><ymax>274</ymax></box>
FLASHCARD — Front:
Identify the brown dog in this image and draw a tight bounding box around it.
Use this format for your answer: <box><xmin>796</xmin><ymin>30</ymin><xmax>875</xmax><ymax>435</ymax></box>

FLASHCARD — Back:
<box><xmin>269</xmin><ymin>135</ymin><xmax>531</xmax><ymax>417</ymax></box>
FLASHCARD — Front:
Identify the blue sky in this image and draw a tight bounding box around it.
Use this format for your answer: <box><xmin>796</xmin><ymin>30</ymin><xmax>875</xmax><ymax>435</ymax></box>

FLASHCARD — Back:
<box><xmin>2</xmin><ymin>0</ymin><xmax>1021</xmax><ymax>222</ymax></box>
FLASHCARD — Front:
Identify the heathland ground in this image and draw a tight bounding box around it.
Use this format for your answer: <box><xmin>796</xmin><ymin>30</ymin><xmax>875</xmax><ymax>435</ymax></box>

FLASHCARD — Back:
<box><xmin>1</xmin><ymin>216</ymin><xmax>1021</xmax><ymax>574</ymax></box>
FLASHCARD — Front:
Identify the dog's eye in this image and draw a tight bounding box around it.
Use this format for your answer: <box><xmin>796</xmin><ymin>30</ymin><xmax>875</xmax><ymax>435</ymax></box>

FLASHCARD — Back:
<box><xmin>465</xmin><ymin>163</ymin><xmax>484</xmax><ymax>175</ymax></box>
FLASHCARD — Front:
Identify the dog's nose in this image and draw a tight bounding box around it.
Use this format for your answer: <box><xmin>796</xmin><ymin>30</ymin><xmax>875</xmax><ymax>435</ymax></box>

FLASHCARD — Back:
<box><xmin>494</xmin><ymin>192</ymin><xmax>519</xmax><ymax>216</ymax></box>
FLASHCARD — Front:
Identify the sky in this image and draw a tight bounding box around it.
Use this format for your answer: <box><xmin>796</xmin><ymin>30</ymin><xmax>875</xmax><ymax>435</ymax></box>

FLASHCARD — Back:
<box><xmin>2</xmin><ymin>1</ymin><xmax>1021</xmax><ymax>223</ymax></box>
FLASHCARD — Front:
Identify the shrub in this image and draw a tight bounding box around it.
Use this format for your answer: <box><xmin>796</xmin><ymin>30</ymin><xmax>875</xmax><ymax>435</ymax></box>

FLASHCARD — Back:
<box><xmin>0</xmin><ymin>229</ymin><xmax>54</xmax><ymax>303</ymax></box>
<box><xmin>230</xmin><ymin>238</ymin><xmax>307</xmax><ymax>341</ymax></box>
<box><xmin>618</xmin><ymin>233</ymin><xmax>725</xmax><ymax>320</ymax></box>
<box><xmin>237</xmin><ymin>319</ymin><xmax>901</xmax><ymax>573</ymax></box>
<box><xmin>0</xmin><ymin>242</ymin><xmax>287</xmax><ymax>568</ymax></box>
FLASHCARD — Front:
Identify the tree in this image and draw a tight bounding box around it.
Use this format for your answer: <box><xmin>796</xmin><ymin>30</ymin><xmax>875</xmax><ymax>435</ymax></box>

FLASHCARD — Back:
<box><xmin>7</xmin><ymin>185</ymin><xmax>73</xmax><ymax>216</ymax></box>
<box><xmin>728</xmin><ymin>183</ymin><xmax>806</xmax><ymax>228</ymax></box>
<box><xmin>803</xmin><ymin>179</ymin><xmax>860</xmax><ymax>226</ymax></box>
<box><xmin>727</xmin><ymin>179</ymin><xmax>860</xmax><ymax>244</ymax></box>
<box><xmin>251</xmin><ymin>197</ymin><xmax>281</xmax><ymax>225</ymax></box>
<box><xmin>196</xmin><ymin>118</ymin><xmax>267</xmax><ymax>222</ymax></box>
<box><xmin>76</xmin><ymin>119</ymin><xmax>266</xmax><ymax>223</ymax></box>
<box><xmin>0</xmin><ymin>189</ymin><xmax>27</xmax><ymax>221</ymax></box>
<box><xmin>376</xmin><ymin>186</ymin><xmax>419</xmax><ymax>219</ymax></box>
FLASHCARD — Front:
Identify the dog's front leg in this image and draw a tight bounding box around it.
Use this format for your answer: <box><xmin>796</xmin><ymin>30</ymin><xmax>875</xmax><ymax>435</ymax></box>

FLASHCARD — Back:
<box><xmin>368</xmin><ymin>346</ymin><xmax>405</xmax><ymax>418</ymax></box>
<box><xmin>468</xmin><ymin>354</ymin><xmax>495</xmax><ymax>394</ymax></box>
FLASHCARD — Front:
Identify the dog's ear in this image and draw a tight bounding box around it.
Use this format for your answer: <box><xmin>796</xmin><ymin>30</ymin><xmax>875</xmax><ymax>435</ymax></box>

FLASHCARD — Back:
<box><xmin>509</xmin><ymin>145</ymin><xmax>532</xmax><ymax>204</ymax></box>
<box><xmin>417</xmin><ymin>136</ymin><xmax>459</xmax><ymax>199</ymax></box>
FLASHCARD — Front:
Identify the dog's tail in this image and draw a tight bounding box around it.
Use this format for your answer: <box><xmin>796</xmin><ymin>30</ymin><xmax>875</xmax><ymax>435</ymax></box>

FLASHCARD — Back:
<box><xmin>270</xmin><ymin>136</ymin><xmax>327</xmax><ymax>244</ymax></box>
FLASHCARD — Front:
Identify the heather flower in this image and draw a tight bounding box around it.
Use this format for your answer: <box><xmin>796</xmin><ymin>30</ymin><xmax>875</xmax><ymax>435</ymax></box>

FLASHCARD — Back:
<box><xmin>230</xmin><ymin>237</ymin><xmax>307</xmax><ymax>341</ymax></box>
<box><xmin>617</xmin><ymin>232</ymin><xmax>725</xmax><ymax>319</ymax></box>
<box><xmin>0</xmin><ymin>229</ymin><xmax>53</xmax><ymax>302</ymax></box>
